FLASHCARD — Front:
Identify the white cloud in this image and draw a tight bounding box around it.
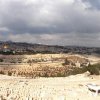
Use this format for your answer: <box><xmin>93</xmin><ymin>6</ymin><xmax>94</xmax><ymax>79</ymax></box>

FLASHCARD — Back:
<box><xmin>0</xmin><ymin>27</ymin><xmax>9</xmax><ymax>31</ymax></box>
<box><xmin>39</xmin><ymin>34</ymin><xmax>61</xmax><ymax>40</ymax></box>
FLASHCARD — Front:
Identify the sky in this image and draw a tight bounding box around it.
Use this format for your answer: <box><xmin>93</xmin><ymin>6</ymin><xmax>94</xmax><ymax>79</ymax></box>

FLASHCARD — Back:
<box><xmin>0</xmin><ymin>0</ymin><xmax>100</xmax><ymax>47</ymax></box>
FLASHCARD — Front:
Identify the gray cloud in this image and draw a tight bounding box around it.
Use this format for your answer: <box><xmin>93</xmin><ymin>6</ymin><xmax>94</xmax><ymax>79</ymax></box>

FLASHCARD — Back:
<box><xmin>82</xmin><ymin>0</ymin><xmax>100</xmax><ymax>10</ymax></box>
<box><xmin>0</xmin><ymin>0</ymin><xmax>100</xmax><ymax>47</ymax></box>
<box><xmin>0</xmin><ymin>32</ymin><xmax>100</xmax><ymax>47</ymax></box>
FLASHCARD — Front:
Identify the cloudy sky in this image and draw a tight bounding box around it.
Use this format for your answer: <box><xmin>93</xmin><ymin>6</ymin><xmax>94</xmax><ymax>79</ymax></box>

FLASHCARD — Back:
<box><xmin>0</xmin><ymin>0</ymin><xmax>100</xmax><ymax>47</ymax></box>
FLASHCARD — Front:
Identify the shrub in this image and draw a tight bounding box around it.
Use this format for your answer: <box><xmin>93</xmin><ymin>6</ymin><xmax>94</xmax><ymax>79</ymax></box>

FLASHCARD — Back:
<box><xmin>86</xmin><ymin>64</ymin><xmax>100</xmax><ymax>75</ymax></box>
<box><xmin>62</xmin><ymin>58</ymin><xmax>70</xmax><ymax>66</ymax></box>
<box><xmin>57</xmin><ymin>72</ymin><xmax>66</xmax><ymax>77</ymax></box>
<box><xmin>0</xmin><ymin>70</ymin><xmax>4</xmax><ymax>74</ymax></box>
<box><xmin>67</xmin><ymin>63</ymin><xmax>100</xmax><ymax>76</ymax></box>
<box><xmin>8</xmin><ymin>71</ymin><xmax>12</xmax><ymax>76</ymax></box>
<box><xmin>0</xmin><ymin>59</ymin><xmax>3</xmax><ymax>62</ymax></box>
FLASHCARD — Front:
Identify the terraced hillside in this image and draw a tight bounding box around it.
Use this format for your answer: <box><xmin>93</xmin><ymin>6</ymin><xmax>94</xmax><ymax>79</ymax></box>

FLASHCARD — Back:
<box><xmin>0</xmin><ymin>54</ymin><xmax>99</xmax><ymax>77</ymax></box>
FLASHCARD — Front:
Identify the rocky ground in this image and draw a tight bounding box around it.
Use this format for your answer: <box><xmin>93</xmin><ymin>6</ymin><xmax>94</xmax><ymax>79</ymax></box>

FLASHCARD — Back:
<box><xmin>0</xmin><ymin>74</ymin><xmax>100</xmax><ymax>100</ymax></box>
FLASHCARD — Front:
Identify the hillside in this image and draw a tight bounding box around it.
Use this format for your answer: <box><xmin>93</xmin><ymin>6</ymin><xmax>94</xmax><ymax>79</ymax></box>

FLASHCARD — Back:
<box><xmin>0</xmin><ymin>54</ymin><xmax>99</xmax><ymax>77</ymax></box>
<box><xmin>0</xmin><ymin>41</ymin><xmax>100</xmax><ymax>54</ymax></box>
<box><xmin>0</xmin><ymin>73</ymin><xmax>100</xmax><ymax>100</ymax></box>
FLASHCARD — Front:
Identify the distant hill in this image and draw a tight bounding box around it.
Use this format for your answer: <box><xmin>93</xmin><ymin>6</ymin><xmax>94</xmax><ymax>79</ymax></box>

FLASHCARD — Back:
<box><xmin>0</xmin><ymin>41</ymin><xmax>100</xmax><ymax>55</ymax></box>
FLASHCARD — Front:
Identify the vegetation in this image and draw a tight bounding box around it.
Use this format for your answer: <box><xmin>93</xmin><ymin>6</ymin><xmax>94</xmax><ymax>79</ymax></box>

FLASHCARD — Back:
<box><xmin>62</xmin><ymin>58</ymin><xmax>70</xmax><ymax>66</ymax></box>
<box><xmin>0</xmin><ymin>63</ymin><xmax>100</xmax><ymax>77</ymax></box>
<box><xmin>0</xmin><ymin>53</ymin><xmax>100</xmax><ymax>77</ymax></box>
<box><xmin>68</xmin><ymin>63</ymin><xmax>100</xmax><ymax>76</ymax></box>
<box><xmin>0</xmin><ymin>51</ymin><xmax>15</xmax><ymax>55</ymax></box>
<box><xmin>8</xmin><ymin>71</ymin><xmax>12</xmax><ymax>76</ymax></box>
<box><xmin>0</xmin><ymin>71</ymin><xmax>4</xmax><ymax>74</ymax></box>
<box><xmin>0</xmin><ymin>59</ymin><xmax>3</xmax><ymax>62</ymax></box>
<box><xmin>85</xmin><ymin>64</ymin><xmax>100</xmax><ymax>75</ymax></box>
